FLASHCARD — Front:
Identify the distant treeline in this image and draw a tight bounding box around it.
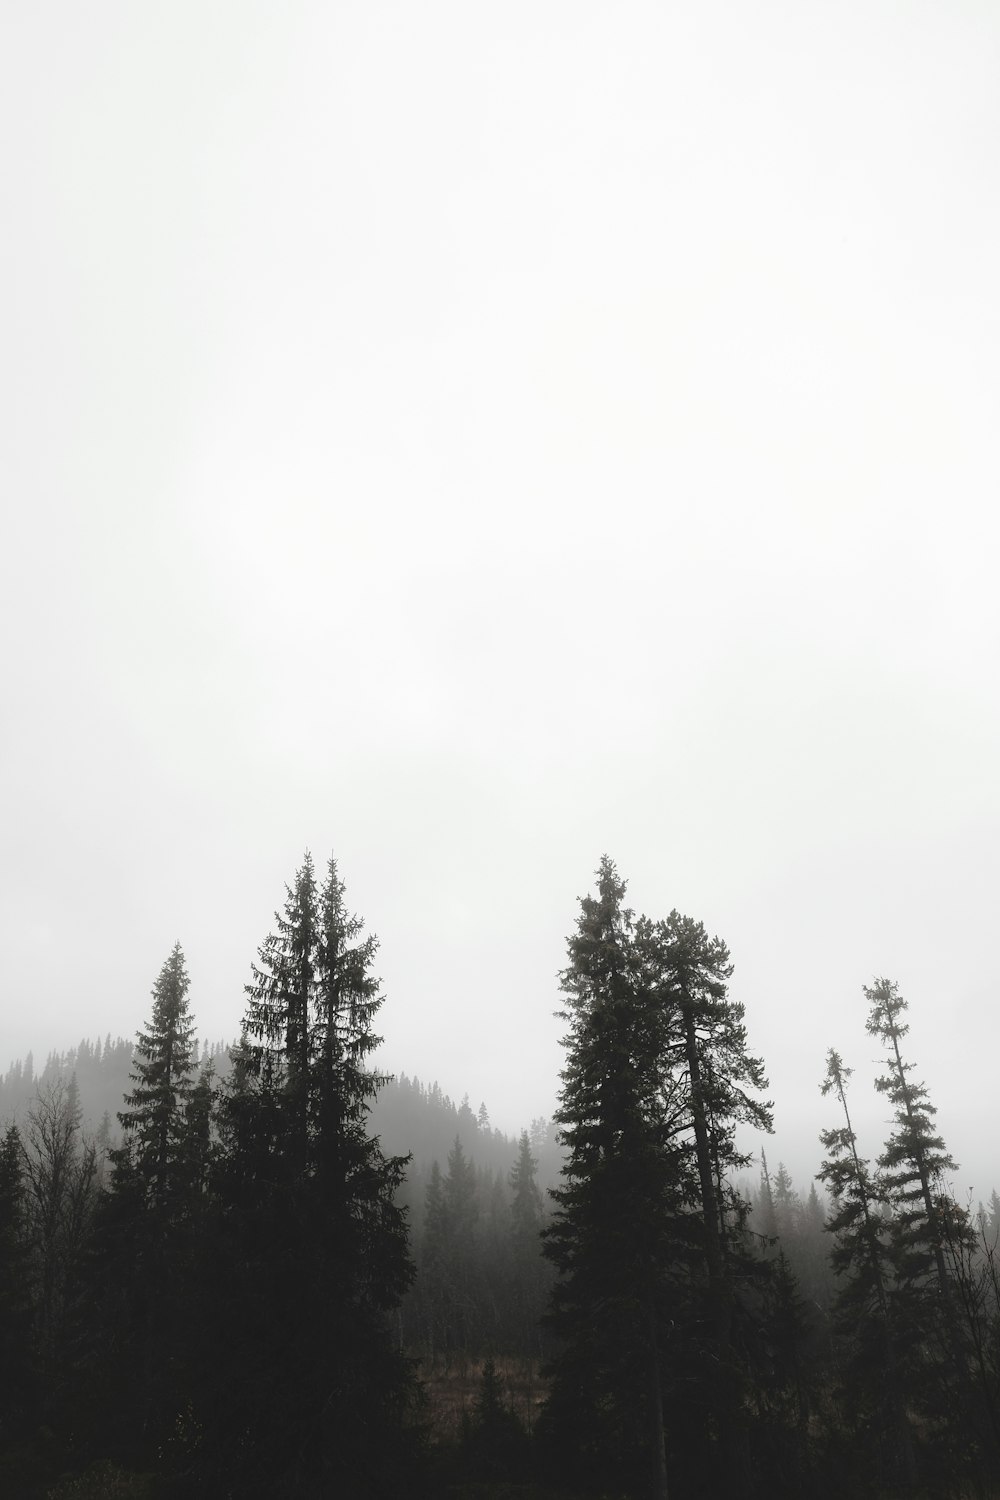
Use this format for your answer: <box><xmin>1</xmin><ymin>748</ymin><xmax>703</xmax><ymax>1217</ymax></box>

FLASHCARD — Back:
<box><xmin>0</xmin><ymin>1040</ymin><xmax>563</xmax><ymax>1199</ymax></box>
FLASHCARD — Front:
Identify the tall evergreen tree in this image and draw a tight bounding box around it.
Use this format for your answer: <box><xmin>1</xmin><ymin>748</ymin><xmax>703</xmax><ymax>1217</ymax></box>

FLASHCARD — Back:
<box><xmin>510</xmin><ymin>1129</ymin><xmax>543</xmax><ymax>1245</ymax></box>
<box><xmin>419</xmin><ymin>1159</ymin><xmax>449</xmax><ymax>1359</ymax></box>
<box><xmin>794</xmin><ymin>1181</ymin><xmax>834</xmax><ymax>1315</ymax></box>
<box><xmin>638</xmin><ymin>907</ymin><xmax>773</xmax><ymax>1490</ymax></box>
<box><xmin>113</xmin><ymin>942</ymin><xmax>198</xmax><ymax>1212</ymax></box>
<box><xmin>313</xmin><ymin>857</ymin><xmax>389</xmax><ymax>1191</ymax></box>
<box><xmin>866</xmin><ymin>978</ymin><xmax>999</xmax><ymax>1467</ymax></box>
<box><xmin>865</xmin><ymin>978</ymin><xmax>958</xmax><ymax>1299</ymax></box>
<box><xmin>509</xmin><ymin>1129</ymin><xmax>550</xmax><ymax>1357</ymax></box>
<box><xmin>238</xmin><ymin>852</ymin><xmax>319</xmax><ymax>1168</ymax></box>
<box><xmin>772</xmin><ymin>1162</ymin><xmax>799</xmax><ymax>1240</ymax></box>
<box><xmin>90</xmin><ymin>945</ymin><xmax>203</xmax><ymax>1458</ymax></box>
<box><xmin>543</xmin><ymin>860</ymin><xmax>775</xmax><ymax>1498</ymax></box>
<box><xmin>542</xmin><ymin>858</ymin><xmax>680</xmax><ymax>1499</ymax></box>
<box><xmin>443</xmin><ymin>1135</ymin><xmax>481</xmax><ymax>1352</ymax></box>
<box><xmin>817</xmin><ymin>1047</ymin><xmax>916</xmax><ymax>1484</ymax></box>
<box><xmin>204</xmin><ymin>851</ymin><xmax>415</xmax><ymax>1498</ymax></box>
<box><xmin>757</xmin><ymin>1150</ymin><xmax>778</xmax><ymax>1244</ymax></box>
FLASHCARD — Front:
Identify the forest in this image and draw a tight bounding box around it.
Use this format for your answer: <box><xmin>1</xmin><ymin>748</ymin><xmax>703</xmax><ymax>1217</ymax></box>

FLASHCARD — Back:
<box><xmin>2</xmin><ymin>852</ymin><xmax>999</xmax><ymax>1500</ymax></box>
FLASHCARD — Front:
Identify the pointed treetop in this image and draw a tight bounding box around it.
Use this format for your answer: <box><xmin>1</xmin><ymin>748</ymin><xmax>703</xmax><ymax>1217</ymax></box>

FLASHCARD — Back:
<box><xmin>864</xmin><ymin>977</ymin><xmax>910</xmax><ymax>1043</ymax></box>
<box><xmin>821</xmin><ymin>1048</ymin><xmax>853</xmax><ymax>1098</ymax></box>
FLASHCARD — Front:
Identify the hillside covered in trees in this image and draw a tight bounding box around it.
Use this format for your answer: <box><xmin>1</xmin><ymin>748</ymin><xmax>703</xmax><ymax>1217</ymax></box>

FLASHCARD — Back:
<box><xmin>2</xmin><ymin>852</ymin><xmax>999</xmax><ymax>1499</ymax></box>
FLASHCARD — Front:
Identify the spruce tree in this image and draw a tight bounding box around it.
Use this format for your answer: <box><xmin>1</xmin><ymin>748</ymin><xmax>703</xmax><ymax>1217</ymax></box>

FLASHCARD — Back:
<box><xmin>510</xmin><ymin>1130</ymin><xmax>543</xmax><ymax>1242</ymax></box>
<box><xmin>238</xmin><ymin>852</ymin><xmax>319</xmax><ymax>1167</ymax></box>
<box><xmin>795</xmin><ymin>1182</ymin><xmax>834</xmax><ymax>1313</ymax></box>
<box><xmin>543</xmin><ymin>859</ymin><xmax>685</xmax><ymax>1500</ymax></box>
<box><xmin>420</xmin><ymin>1159</ymin><xmax>449</xmax><ymax>1359</ymax></box>
<box><xmin>205</xmin><ymin>851</ymin><xmax>415</xmax><ymax>1497</ymax></box>
<box><xmin>757</xmin><ymin>1150</ymin><xmax>778</xmax><ymax>1245</ymax></box>
<box><xmin>865</xmin><ymin>978</ymin><xmax>959</xmax><ymax>1300</ymax></box>
<box><xmin>638</xmin><ymin>907</ymin><xmax>772</xmax><ymax>1488</ymax></box>
<box><xmin>866</xmin><ymin>978</ymin><xmax>999</xmax><ymax>1467</ymax></box>
<box><xmin>817</xmin><ymin>1047</ymin><xmax>916</xmax><ymax>1483</ymax></box>
<box><xmin>114</xmin><ymin>942</ymin><xmax>198</xmax><ymax>1212</ymax></box>
<box><xmin>443</xmin><ymin>1135</ymin><xmax>480</xmax><ymax>1354</ymax></box>
<box><xmin>773</xmin><ymin>1162</ymin><xmax>799</xmax><ymax>1241</ymax></box>
<box><xmin>509</xmin><ymin>1130</ymin><xmax>549</xmax><ymax>1357</ymax></box>
<box><xmin>93</xmin><ymin>944</ymin><xmax>202</xmax><ymax>1456</ymax></box>
<box><xmin>543</xmin><ymin>860</ymin><xmax>774</xmax><ymax>1498</ymax></box>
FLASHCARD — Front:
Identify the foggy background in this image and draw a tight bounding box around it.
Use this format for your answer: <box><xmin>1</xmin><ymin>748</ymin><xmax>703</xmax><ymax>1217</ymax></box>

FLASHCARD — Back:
<box><xmin>2</xmin><ymin>2</ymin><xmax>998</xmax><ymax>1196</ymax></box>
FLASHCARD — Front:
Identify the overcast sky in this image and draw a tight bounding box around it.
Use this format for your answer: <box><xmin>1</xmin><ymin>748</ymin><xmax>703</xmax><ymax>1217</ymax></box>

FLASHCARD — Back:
<box><xmin>2</xmin><ymin>2</ymin><xmax>998</xmax><ymax>1195</ymax></box>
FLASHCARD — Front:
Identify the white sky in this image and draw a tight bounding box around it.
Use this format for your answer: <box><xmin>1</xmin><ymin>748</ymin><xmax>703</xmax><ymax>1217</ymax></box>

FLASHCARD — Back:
<box><xmin>2</xmin><ymin>2</ymin><xmax>999</xmax><ymax>1196</ymax></box>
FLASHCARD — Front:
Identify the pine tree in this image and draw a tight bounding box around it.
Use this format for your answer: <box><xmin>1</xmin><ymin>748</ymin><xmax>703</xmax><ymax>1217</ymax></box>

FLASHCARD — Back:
<box><xmin>865</xmin><ymin>978</ymin><xmax>960</xmax><ymax>1300</ymax></box>
<box><xmin>238</xmin><ymin>852</ymin><xmax>319</xmax><ymax>1168</ymax></box>
<box><xmin>312</xmin><ymin>856</ymin><xmax>389</xmax><ymax>1192</ymax></box>
<box><xmin>510</xmin><ymin>1129</ymin><xmax>543</xmax><ymax>1245</ymax></box>
<box><xmin>817</xmin><ymin>1046</ymin><xmax>916</xmax><ymax>1483</ymax></box>
<box><xmin>509</xmin><ymin>1130</ymin><xmax>549</xmax><ymax>1357</ymax></box>
<box><xmin>543</xmin><ymin>860</ymin><xmax>778</xmax><ymax>1497</ymax></box>
<box><xmin>420</xmin><ymin>1159</ymin><xmax>449</xmax><ymax>1359</ymax></box>
<box><xmin>462</xmin><ymin>1356</ymin><xmax>528</xmax><ymax>1483</ymax></box>
<box><xmin>92</xmin><ymin>945</ymin><xmax>203</xmax><ymax>1455</ymax></box>
<box><xmin>204</xmin><ymin>851</ymin><xmax>415</xmax><ymax>1497</ymax></box>
<box><xmin>542</xmin><ymin>859</ymin><xmax>687</xmax><ymax>1500</ymax></box>
<box><xmin>795</xmin><ymin>1182</ymin><xmax>833</xmax><ymax>1314</ymax></box>
<box><xmin>773</xmin><ymin>1162</ymin><xmax>799</xmax><ymax>1240</ymax></box>
<box><xmin>113</xmin><ymin>942</ymin><xmax>198</xmax><ymax>1213</ymax></box>
<box><xmin>181</xmin><ymin>1060</ymin><xmax>216</xmax><ymax>1202</ymax></box>
<box><xmin>443</xmin><ymin>1135</ymin><xmax>481</xmax><ymax>1353</ymax></box>
<box><xmin>757</xmin><ymin>1150</ymin><xmax>778</xmax><ymax>1245</ymax></box>
<box><xmin>866</xmin><ymin>978</ymin><xmax>1000</xmax><ymax>1467</ymax></box>
<box><xmin>987</xmin><ymin>1190</ymin><xmax>1000</xmax><ymax>1248</ymax></box>
<box><xmin>637</xmin><ymin>906</ymin><xmax>773</xmax><ymax>1489</ymax></box>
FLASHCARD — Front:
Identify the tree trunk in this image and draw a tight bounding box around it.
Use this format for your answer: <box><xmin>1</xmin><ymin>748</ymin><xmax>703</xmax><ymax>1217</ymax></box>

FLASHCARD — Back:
<box><xmin>648</xmin><ymin>1304</ymin><xmax>670</xmax><ymax>1500</ymax></box>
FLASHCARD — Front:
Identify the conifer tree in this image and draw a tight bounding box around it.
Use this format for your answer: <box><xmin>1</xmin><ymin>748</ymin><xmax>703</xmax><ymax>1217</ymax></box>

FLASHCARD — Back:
<box><xmin>181</xmin><ymin>1060</ymin><xmax>216</xmax><ymax>1202</ymax></box>
<box><xmin>795</xmin><ymin>1182</ymin><xmax>833</xmax><ymax>1313</ymax></box>
<box><xmin>638</xmin><ymin>907</ymin><xmax>772</xmax><ymax>1488</ymax></box>
<box><xmin>313</xmin><ymin>856</ymin><xmax>388</xmax><ymax>1188</ymax></box>
<box><xmin>462</xmin><ymin>1355</ymin><xmax>528</xmax><ymax>1483</ymax></box>
<box><xmin>866</xmin><ymin>978</ymin><xmax>999</xmax><ymax>1465</ymax></box>
<box><xmin>420</xmin><ymin>1159</ymin><xmax>449</xmax><ymax>1358</ymax></box>
<box><xmin>817</xmin><ymin>1047</ymin><xmax>916</xmax><ymax>1483</ymax></box>
<box><xmin>544</xmin><ymin>861</ymin><xmax>775</xmax><ymax>1497</ymax></box>
<box><xmin>773</xmin><ymin>1162</ymin><xmax>799</xmax><ymax>1240</ymax></box>
<box><xmin>204</xmin><ymin>851</ymin><xmax>415</xmax><ymax>1497</ymax></box>
<box><xmin>510</xmin><ymin>1129</ymin><xmax>543</xmax><ymax>1244</ymax></box>
<box><xmin>865</xmin><ymin>978</ymin><xmax>959</xmax><ymax>1300</ymax></box>
<box><xmin>509</xmin><ymin>1129</ymin><xmax>549</xmax><ymax>1356</ymax></box>
<box><xmin>238</xmin><ymin>852</ymin><xmax>319</xmax><ymax>1167</ymax></box>
<box><xmin>414</xmin><ymin>1136</ymin><xmax>486</xmax><ymax>1358</ymax></box>
<box><xmin>543</xmin><ymin>859</ymin><xmax>684</xmax><ymax>1500</ymax></box>
<box><xmin>757</xmin><ymin>1150</ymin><xmax>778</xmax><ymax>1244</ymax></box>
<box><xmin>114</xmin><ymin>942</ymin><xmax>198</xmax><ymax>1212</ymax></box>
<box><xmin>642</xmin><ymin>910</ymin><xmax>772</xmax><ymax>1262</ymax></box>
<box><xmin>91</xmin><ymin>945</ymin><xmax>202</xmax><ymax>1455</ymax></box>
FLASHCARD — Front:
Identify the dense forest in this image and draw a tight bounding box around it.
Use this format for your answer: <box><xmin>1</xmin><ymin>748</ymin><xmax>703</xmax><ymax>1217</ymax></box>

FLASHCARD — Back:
<box><xmin>2</xmin><ymin>853</ymin><xmax>999</xmax><ymax>1499</ymax></box>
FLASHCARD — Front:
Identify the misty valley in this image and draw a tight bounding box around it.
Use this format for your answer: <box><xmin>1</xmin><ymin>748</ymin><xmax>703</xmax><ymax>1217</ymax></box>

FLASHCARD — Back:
<box><xmin>2</xmin><ymin>852</ymin><xmax>998</xmax><ymax>1500</ymax></box>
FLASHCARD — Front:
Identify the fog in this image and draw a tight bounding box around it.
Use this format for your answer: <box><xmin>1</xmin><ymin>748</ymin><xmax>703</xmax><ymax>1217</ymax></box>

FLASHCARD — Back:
<box><xmin>2</xmin><ymin>2</ymin><xmax>999</xmax><ymax>1197</ymax></box>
